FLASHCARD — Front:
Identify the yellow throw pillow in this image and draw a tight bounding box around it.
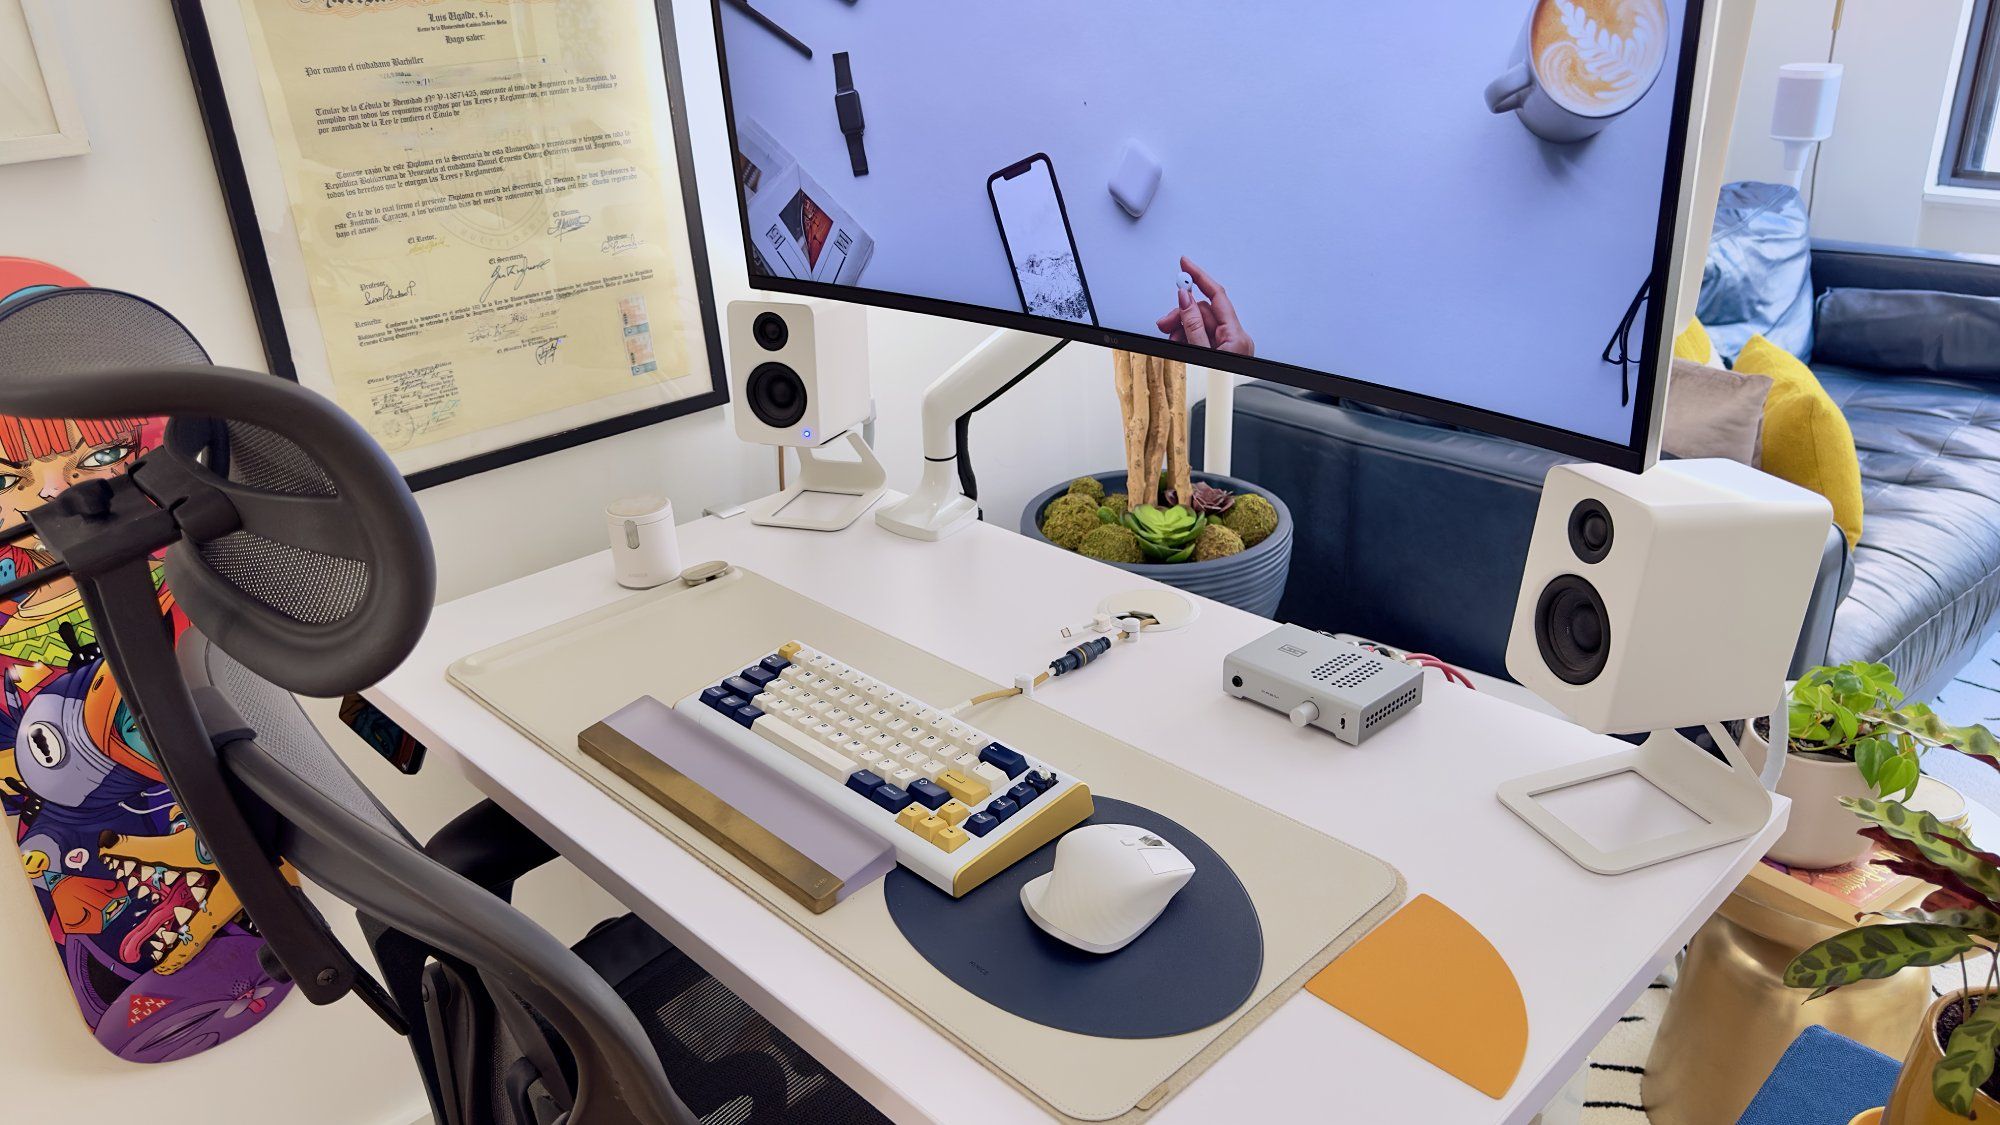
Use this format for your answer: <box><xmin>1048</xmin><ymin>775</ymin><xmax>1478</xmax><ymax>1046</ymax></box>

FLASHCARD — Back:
<box><xmin>1673</xmin><ymin>317</ymin><xmax>1717</xmax><ymax>366</ymax></box>
<box><xmin>1732</xmin><ymin>335</ymin><xmax>1863</xmax><ymax>550</ymax></box>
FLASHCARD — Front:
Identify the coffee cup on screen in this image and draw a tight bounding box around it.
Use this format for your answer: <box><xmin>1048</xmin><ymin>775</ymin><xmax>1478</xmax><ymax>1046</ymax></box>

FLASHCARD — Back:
<box><xmin>1484</xmin><ymin>0</ymin><xmax>1670</xmax><ymax>144</ymax></box>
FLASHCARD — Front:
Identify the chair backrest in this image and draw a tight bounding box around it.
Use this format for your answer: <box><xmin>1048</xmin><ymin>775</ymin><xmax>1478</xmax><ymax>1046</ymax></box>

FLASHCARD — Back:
<box><xmin>0</xmin><ymin>353</ymin><xmax>692</xmax><ymax>1124</ymax></box>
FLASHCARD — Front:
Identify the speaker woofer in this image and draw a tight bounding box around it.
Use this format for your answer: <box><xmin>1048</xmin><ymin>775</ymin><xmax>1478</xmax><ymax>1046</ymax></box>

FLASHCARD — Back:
<box><xmin>1567</xmin><ymin>499</ymin><xmax>1614</xmax><ymax>564</ymax></box>
<box><xmin>1534</xmin><ymin>574</ymin><xmax>1611</xmax><ymax>685</ymax></box>
<box><xmin>745</xmin><ymin>362</ymin><xmax>808</xmax><ymax>429</ymax></box>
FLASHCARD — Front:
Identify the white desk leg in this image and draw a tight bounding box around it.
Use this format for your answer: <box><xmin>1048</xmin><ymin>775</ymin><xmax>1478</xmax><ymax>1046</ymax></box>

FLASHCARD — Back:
<box><xmin>1528</xmin><ymin>1059</ymin><xmax>1590</xmax><ymax>1125</ymax></box>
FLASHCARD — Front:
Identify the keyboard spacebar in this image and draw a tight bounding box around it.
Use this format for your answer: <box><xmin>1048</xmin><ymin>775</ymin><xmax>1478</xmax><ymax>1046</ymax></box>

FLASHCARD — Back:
<box><xmin>753</xmin><ymin>719</ymin><xmax>853</xmax><ymax>780</ymax></box>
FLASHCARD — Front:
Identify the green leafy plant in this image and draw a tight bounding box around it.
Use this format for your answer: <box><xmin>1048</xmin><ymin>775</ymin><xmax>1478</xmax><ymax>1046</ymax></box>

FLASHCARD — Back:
<box><xmin>1121</xmin><ymin>504</ymin><xmax>1207</xmax><ymax>563</ymax></box>
<box><xmin>1788</xmin><ymin>661</ymin><xmax>2000</xmax><ymax>801</ymax></box>
<box><xmin>1785</xmin><ymin>798</ymin><xmax>2000</xmax><ymax>1116</ymax></box>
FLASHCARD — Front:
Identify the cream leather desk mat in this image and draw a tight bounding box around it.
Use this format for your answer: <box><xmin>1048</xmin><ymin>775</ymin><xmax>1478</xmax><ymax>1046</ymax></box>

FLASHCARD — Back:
<box><xmin>449</xmin><ymin>568</ymin><xmax>1405</xmax><ymax>1123</ymax></box>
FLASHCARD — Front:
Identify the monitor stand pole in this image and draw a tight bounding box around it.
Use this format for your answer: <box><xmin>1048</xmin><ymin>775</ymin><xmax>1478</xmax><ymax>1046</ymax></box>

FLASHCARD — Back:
<box><xmin>877</xmin><ymin>328</ymin><xmax>1067</xmax><ymax>541</ymax></box>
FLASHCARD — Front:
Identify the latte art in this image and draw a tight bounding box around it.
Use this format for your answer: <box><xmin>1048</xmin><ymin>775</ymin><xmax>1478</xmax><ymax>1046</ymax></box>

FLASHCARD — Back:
<box><xmin>1531</xmin><ymin>0</ymin><xmax>1667</xmax><ymax>115</ymax></box>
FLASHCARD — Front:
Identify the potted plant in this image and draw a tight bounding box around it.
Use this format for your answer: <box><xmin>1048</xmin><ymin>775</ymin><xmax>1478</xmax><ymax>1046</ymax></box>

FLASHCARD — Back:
<box><xmin>1785</xmin><ymin>798</ymin><xmax>2000</xmax><ymax>1121</ymax></box>
<box><xmin>1772</xmin><ymin>662</ymin><xmax>2000</xmax><ymax>868</ymax></box>
<box><xmin>1020</xmin><ymin>350</ymin><xmax>1294</xmax><ymax>616</ymax></box>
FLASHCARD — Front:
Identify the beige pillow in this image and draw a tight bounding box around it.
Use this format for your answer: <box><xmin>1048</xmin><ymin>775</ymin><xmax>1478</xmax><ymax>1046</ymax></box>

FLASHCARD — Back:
<box><xmin>1662</xmin><ymin>358</ymin><xmax>1773</xmax><ymax>466</ymax></box>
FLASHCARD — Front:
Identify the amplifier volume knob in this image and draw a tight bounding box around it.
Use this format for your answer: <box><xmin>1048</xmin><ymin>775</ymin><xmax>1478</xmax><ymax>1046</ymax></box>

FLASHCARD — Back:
<box><xmin>1289</xmin><ymin>701</ymin><xmax>1320</xmax><ymax>728</ymax></box>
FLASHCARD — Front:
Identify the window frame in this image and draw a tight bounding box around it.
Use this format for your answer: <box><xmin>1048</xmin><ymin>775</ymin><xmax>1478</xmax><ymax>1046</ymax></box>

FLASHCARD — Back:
<box><xmin>1940</xmin><ymin>0</ymin><xmax>2000</xmax><ymax>189</ymax></box>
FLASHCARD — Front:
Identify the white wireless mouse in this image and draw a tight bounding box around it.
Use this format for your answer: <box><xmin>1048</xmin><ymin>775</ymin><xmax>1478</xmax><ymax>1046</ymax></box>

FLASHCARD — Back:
<box><xmin>1021</xmin><ymin>824</ymin><xmax>1196</xmax><ymax>955</ymax></box>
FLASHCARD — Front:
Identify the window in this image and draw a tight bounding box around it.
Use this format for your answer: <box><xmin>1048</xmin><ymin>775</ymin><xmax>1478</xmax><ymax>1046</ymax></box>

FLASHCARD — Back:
<box><xmin>1942</xmin><ymin>0</ymin><xmax>2000</xmax><ymax>187</ymax></box>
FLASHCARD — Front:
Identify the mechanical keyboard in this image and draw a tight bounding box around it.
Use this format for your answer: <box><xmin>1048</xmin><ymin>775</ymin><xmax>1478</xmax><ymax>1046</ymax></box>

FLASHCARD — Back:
<box><xmin>673</xmin><ymin>641</ymin><xmax>1093</xmax><ymax>897</ymax></box>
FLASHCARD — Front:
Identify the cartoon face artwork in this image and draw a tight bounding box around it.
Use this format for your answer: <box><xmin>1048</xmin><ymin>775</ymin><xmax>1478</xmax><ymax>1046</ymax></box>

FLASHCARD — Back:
<box><xmin>0</xmin><ymin>413</ymin><xmax>294</xmax><ymax>1061</ymax></box>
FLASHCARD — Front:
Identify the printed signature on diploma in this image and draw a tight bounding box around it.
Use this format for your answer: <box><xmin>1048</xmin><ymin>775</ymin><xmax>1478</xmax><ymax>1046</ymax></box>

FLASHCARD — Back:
<box><xmin>548</xmin><ymin>210</ymin><xmax>593</xmax><ymax>239</ymax></box>
<box><xmin>535</xmin><ymin>337</ymin><xmax>566</xmax><ymax>365</ymax></box>
<box><xmin>480</xmin><ymin>256</ymin><xmax>551</xmax><ymax>303</ymax></box>
<box><xmin>600</xmin><ymin>233</ymin><xmax>643</xmax><ymax>256</ymax></box>
<box><xmin>360</xmin><ymin>279</ymin><xmax>417</xmax><ymax>306</ymax></box>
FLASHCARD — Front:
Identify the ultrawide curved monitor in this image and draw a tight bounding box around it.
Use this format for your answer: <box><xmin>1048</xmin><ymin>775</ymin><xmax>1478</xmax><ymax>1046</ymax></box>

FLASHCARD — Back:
<box><xmin>709</xmin><ymin>0</ymin><xmax>1707</xmax><ymax>469</ymax></box>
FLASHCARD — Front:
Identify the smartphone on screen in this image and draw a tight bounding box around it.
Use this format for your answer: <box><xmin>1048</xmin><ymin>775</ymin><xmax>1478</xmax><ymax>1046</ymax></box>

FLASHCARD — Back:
<box><xmin>987</xmin><ymin>154</ymin><xmax>1096</xmax><ymax>325</ymax></box>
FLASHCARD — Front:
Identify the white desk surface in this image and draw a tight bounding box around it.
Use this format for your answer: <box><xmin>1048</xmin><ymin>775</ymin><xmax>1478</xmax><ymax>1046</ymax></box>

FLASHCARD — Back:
<box><xmin>369</xmin><ymin>504</ymin><xmax>1786</xmax><ymax>1125</ymax></box>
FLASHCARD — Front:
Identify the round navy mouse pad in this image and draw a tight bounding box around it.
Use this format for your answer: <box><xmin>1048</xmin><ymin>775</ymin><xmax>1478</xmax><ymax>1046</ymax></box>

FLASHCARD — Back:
<box><xmin>883</xmin><ymin>797</ymin><xmax>1264</xmax><ymax>1039</ymax></box>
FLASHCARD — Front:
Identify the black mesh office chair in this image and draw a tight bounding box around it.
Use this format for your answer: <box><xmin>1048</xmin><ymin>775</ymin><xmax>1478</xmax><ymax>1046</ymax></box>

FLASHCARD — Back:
<box><xmin>0</xmin><ymin>347</ymin><xmax>884</xmax><ymax>1123</ymax></box>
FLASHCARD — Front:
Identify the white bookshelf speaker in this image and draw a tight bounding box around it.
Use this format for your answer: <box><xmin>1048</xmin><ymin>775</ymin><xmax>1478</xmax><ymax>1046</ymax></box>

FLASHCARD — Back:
<box><xmin>726</xmin><ymin>299</ymin><xmax>883</xmax><ymax>530</ymax></box>
<box><xmin>1500</xmin><ymin>458</ymin><xmax>1833</xmax><ymax>873</ymax></box>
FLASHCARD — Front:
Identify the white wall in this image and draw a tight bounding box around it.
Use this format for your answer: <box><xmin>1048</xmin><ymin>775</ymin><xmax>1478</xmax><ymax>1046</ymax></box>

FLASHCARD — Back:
<box><xmin>1724</xmin><ymin>0</ymin><xmax>2000</xmax><ymax>254</ymax></box>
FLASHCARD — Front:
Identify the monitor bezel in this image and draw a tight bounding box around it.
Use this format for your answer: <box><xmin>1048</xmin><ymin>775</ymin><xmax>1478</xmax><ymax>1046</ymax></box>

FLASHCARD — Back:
<box><xmin>706</xmin><ymin>0</ymin><xmax>1710</xmax><ymax>473</ymax></box>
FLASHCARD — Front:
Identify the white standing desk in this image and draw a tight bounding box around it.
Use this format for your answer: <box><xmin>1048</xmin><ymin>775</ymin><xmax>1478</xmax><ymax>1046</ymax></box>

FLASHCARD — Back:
<box><xmin>368</xmin><ymin>504</ymin><xmax>1787</xmax><ymax>1124</ymax></box>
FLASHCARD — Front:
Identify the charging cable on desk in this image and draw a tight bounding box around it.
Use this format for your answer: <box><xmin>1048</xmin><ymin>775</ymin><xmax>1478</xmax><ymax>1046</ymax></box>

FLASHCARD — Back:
<box><xmin>948</xmin><ymin>612</ymin><xmax>1160</xmax><ymax>715</ymax></box>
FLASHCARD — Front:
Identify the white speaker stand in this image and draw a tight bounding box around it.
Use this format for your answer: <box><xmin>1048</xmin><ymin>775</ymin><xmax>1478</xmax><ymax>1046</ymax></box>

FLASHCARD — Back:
<box><xmin>746</xmin><ymin>430</ymin><xmax>886</xmax><ymax>532</ymax></box>
<box><xmin>1498</xmin><ymin>717</ymin><xmax>1779</xmax><ymax>875</ymax></box>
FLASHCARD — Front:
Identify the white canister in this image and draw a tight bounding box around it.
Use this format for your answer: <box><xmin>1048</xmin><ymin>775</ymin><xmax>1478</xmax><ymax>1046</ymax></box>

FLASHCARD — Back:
<box><xmin>607</xmin><ymin>496</ymin><xmax>682</xmax><ymax>589</ymax></box>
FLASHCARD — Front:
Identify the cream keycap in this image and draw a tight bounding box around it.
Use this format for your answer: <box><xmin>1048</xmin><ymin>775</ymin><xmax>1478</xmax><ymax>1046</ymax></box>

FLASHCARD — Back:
<box><xmin>752</xmin><ymin>718</ymin><xmax>855</xmax><ymax>780</ymax></box>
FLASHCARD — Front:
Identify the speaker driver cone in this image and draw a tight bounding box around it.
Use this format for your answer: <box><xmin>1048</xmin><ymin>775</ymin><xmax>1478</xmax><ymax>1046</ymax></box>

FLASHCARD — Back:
<box><xmin>1535</xmin><ymin>574</ymin><xmax>1611</xmax><ymax>685</ymax></box>
<box><xmin>745</xmin><ymin>362</ymin><xmax>808</xmax><ymax>429</ymax></box>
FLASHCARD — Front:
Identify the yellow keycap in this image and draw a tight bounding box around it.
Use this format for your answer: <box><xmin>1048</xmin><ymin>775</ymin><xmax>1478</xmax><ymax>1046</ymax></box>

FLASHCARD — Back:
<box><xmin>778</xmin><ymin>641</ymin><xmax>802</xmax><ymax>661</ymax></box>
<box><xmin>935</xmin><ymin>769</ymin><xmax>990</xmax><ymax>806</ymax></box>
<box><xmin>896</xmin><ymin>805</ymin><xmax>931</xmax><ymax>834</ymax></box>
<box><xmin>936</xmin><ymin>799</ymin><xmax>971</xmax><ymax>826</ymax></box>
<box><xmin>934</xmin><ymin>825</ymin><xmax>970</xmax><ymax>853</ymax></box>
<box><xmin>917</xmin><ymin>814</ymin><xmax>949</xmax><ymax>842</ymax></box>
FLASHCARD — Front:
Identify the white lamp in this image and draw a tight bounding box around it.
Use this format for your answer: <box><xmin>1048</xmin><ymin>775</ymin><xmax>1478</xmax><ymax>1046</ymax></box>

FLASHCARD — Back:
<box><xmin>1771</xmin><ymin>62</ymin><xmax>1843</xmax><ymax>191</ymax></box>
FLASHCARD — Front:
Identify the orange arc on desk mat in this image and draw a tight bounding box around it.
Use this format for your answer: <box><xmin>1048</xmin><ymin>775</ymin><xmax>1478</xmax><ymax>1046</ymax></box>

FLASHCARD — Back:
<box><xmin>1305</xmin><ymin>894</ymin><xmax>1527</xmax><ymax>1099</ymax></box>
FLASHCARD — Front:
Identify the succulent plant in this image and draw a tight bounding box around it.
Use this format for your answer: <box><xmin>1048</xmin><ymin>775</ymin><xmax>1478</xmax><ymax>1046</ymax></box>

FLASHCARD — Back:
<box><xmin>1187</xmin><ymin>482</ymin><xmax>1236</xmax><ymax>515</ymax></box>
<box><xmin>1077</xmin><ymin>524</ymin><xmax>1144</xmax><ymax>563</ymax></box>
<box><xmin>1221</xmin><ymin>494</ymin><xmax>1278</xmax><ymax>548</ymax></box>
<box><xmin>1099</xmin><ymin>492</ymin><xmax>1129</xmax><ymax>520</ymax></box>
<box><xmin>1066</xmin><ymin>476</ymin><xmax>1107</xmax><ymax>503</ymax></box>
<box><xmin>1192</xmin><ymin>523</ymin><xmax>1245</xmax><ymax>561</ymax></box>
<box><xmin>1122</xmin><ymin>504</ymin><xmax>1208</xmax><ymax>563</ymax></box>
<box><xmin>1042</xmin><ymin>495</ymin><xmax>1104</xmax><ymax>550</ymax></box>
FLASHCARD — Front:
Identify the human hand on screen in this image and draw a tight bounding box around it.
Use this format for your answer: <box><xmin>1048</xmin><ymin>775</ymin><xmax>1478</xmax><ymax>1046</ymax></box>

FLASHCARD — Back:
<box><xmin>1154</xmin><ymin>257</ymin><xmax>1254</xmax><ymax>357</ymax></box>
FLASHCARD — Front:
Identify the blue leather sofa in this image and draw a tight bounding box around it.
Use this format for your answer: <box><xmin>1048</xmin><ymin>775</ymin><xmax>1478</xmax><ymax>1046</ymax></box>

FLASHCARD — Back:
<box><xmin>1194</xmin><ymin>241</ymin><xmax>2000</xmax><ymax>701</ymax></box>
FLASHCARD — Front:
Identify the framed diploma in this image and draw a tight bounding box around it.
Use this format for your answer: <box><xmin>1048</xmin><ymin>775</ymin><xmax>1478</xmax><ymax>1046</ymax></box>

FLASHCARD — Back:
<box><xmin>0</xmin><ymin>0</ymin><xmax>89</xmax><ymax>165</ymax></box>
<box><xmin>171</xmin><ymin>0</ymin><xmax>727</xmax><ymax>489</ymax></box>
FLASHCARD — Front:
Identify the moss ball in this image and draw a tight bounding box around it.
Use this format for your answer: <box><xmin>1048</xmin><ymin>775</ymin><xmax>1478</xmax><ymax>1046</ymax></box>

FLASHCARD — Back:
<box><xmin>1100</xmin><ymin>492</ymin><xmax>1129</xmax><ymax>519</ymax></box>
<box><xmin>1042</xmin><ymin>497</ymin><xmax>1103</xmax><ymax>549</ymax></box>
<box><xmin>1066</xmin><ymin>476</ymin><xmax>1107</xmax><ymax>503</ymax></box>
<box><xmin>1221</xmin><ymin>494</ymin><xmax>1278</xmax><ymax>547</ymax></box>
<box><xmin>1192</xmin><ymin>524</ymin><xmax>1245</xmax><ymax>562</ymax></box>
<box><xmin>1077</xmin><ymin>524</ymin><xmax>1143</xmax><ymax>564</ymax></box>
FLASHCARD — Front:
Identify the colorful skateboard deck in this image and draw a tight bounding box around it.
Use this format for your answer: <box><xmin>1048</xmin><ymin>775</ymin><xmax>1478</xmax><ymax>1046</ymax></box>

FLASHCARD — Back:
<box><xmin>0</xmin><ymin>269</ymin><xmax>294</xmax><ymax>1061</ymax></box>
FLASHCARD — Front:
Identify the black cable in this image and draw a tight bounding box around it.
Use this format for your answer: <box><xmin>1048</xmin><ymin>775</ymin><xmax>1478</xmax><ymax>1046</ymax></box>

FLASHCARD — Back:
<box><xmin>1602</xmin><ymin>276</ymin><xmax>1653</xmax><ymax>407</ymax></box>
<box><xmin>950</xmin><ymin>339</ymin><xmax>1070</xmax><ymax>511</ymax></box>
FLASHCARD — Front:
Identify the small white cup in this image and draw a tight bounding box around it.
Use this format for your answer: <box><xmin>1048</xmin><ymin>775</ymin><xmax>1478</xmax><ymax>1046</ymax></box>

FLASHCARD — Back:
<box><xmin>607</xmin><ymin>496</ymin><xmax>682</xmax><ymax>589</ymax></box>
<box><xmin>1485</xmin><ymin>0</ymin><xmax>1669</xmax><ymax>144</ymax></box>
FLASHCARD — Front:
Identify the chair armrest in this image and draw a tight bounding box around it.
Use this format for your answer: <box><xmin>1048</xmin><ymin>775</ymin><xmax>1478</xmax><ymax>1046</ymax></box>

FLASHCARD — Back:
<box><xmin>423</xmin><ymin>800</ymin><xmax>559</xmax><ymax>903</ymax></box>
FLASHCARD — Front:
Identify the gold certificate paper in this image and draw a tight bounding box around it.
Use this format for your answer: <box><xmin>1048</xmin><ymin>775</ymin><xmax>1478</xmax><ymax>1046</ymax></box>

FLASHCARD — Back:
<box><xmin>235</xmin><ymin>0</ymin><xmax>715</xmax><ymax>474</ymax></box>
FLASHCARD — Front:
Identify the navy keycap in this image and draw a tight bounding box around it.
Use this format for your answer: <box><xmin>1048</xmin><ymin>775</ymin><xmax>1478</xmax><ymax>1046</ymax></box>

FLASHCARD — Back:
<box><xmin>718</xmin><ymin>693</ymin><xmax>747</xmax><ymax>711</ymax></box>
<box><xmin>731</xmin><ymin>704</ymin><xmax>762</xmax><ymax>727</ymax></box>
<box><xmin>1007</xmin><ymin>782</ymin><xmax>1037</xmax><ymax>808</ymax></box>
<box><xmin>700</xmin><ymin>686</ymin><xmax>732</xmax><ymax>710</ymax></box>
<box><xmin>986</xmin><ymin>797</ymin><xmax>1019</xmax><ymax>822</ymax></box>
<box><xmin>741</xmin><ymin>666</ymin><xmax>779</xmax><ymax>687</ymax></box>
<box><xmin>908</xmin><ymin>778</ymin><xmax>950</xmax><ymax>810</ymax></box>
<box><xmin>869</xmin><ymin>784</ymin><xmax>913</xmax><ymax>813</ymax></box>
<box><xmin>723</xmin><ymin>675</ymin><xmax>763</xmax><ymax>698</ymax></box>
<box><xmin>846</xmin><ymin>769</ymin><xmax>885</xmax><ymax>797</ymax></box>
<box><xmin>1026</xmin><ymin>770</ymin><xmax>1057</xmax><ymax>793</ymax></box>
<box><xmin>964</xmin><ymin>812</ymin><xmax>1000</xmax><ymax>838</ymax></box>
<box><xmin>760</xmin><ymin>654</ymin><xmax>791</xmax><ymax>674</ymax></box>
<box><xmin>980</xmin><ymin>743</ymin><xmax>1029</xmax><ymax>778</ymax></box>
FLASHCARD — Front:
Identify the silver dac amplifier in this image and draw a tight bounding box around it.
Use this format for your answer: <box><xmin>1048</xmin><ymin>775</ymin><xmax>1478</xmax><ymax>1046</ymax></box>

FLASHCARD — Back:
<box><xmin>1222</xmin><ymin>624</ymin><xmax>1424</xmax><ymax>745</ymax></box>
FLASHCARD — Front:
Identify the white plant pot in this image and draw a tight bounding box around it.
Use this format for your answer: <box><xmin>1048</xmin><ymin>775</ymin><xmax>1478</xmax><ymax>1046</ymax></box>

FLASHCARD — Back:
<box><xmin>1767</xmin><ymin>752</ymin><xmax>1876</xmax><ymax>869</ymax></box>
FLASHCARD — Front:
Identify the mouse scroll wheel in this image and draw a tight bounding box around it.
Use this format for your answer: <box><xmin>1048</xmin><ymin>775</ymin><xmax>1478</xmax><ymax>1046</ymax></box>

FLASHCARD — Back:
<box><xmin>1138</xmin><ymin>834</ymin><xmax>1166</xmax><ymax>848</ymax></box>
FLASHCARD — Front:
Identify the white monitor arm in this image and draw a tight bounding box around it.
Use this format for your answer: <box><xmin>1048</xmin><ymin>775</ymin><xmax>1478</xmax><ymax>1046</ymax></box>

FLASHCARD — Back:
<box><xmin>876</xmin><ymin>328</ymin><xmax>1241</xmax><ymax>541</ymax></box>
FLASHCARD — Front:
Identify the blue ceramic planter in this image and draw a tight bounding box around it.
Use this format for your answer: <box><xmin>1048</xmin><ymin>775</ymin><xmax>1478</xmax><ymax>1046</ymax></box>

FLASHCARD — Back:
<box><xmin>1020</xmin><ymin>471</ymin><xmax>1294</xmax><ymax>618</ymax></box>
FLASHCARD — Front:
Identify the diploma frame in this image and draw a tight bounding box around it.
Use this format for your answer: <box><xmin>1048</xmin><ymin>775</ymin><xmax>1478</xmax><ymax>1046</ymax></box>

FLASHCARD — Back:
<box><xmin>169</xmin><ymin>0</ymin><xmax>728</xmax><ymax>491</ymax></box>
<box><xmin>0</xmin><ymin>0</ymin><xmax>90</xmax><ymax>165</ymax></box>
